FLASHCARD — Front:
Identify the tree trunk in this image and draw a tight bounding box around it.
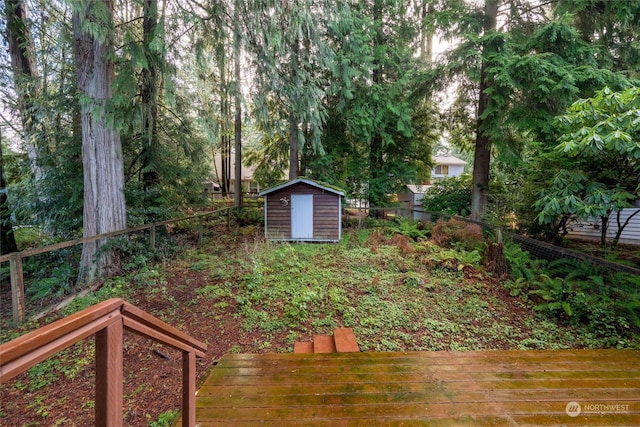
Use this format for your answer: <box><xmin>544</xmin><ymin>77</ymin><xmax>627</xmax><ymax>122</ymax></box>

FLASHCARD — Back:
<box><xmin>470</xmin><ymin>0</ymin><xmax>498</xmax><ymax>221</ymax></box>
<box><xmin>233</xmin><ymin>89</ymin><xmax>242</xmax><ymax>205</ymax></box>
<box><xmin>288</xmin><ymin>111</ymin><xmax>299</xmax><ymax>180</ymax></box>
<box><xmin>5</xmin><ymin>0</ymin><xmax>44</xmax><ymax>188</ymax></box>
<box><xmin>0</xmin><ymin>131</ymin><xmax>19</xmax><ymax>256</ymax></box>
<box><xmin>420</xmin><ymin>1</ymin><xmax>433</xmax><ymax>63</ymax></box>
<box><xmin>368</xmin><ymin>0</ymin><xmax>384</xmax><ymax>212</ymax></box>
<box><xmin>233</xmin><ymin>0</ymin><xmax>243</xmax><ymax>206</ymax></box>
<box><xmin>288</xmin><ymin>36</ymin><xmax>300</xmax><ymax>181</ymax></box>
<box><xmin>140</xmin><ymin>0</ymin><xmax>160</xmax><ymax>190</ymax></box>
<box><xmin>74</xmin><ymin>0</ymin><xmax>127</xmax><ymax>283</ymax></box>
<box><xmin>219</xmin><ymin>51</ymin><xmax>231</xmax><ymax>196</ymax></box>
<box><xmin>613</xmin><ymin>208</ymin><xmax>640</xmax><ymax>248</ymax></box>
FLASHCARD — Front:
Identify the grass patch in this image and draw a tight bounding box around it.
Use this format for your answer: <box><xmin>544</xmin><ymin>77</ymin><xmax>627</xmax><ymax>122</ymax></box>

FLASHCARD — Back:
<box><xmin>222</xmin><ymin>230</ymin><xmax>629</xmax><ymax>351</ymax></box>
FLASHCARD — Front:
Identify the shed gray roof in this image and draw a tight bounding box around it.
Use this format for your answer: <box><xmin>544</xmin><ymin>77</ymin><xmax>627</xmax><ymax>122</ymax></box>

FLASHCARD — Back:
<box><xmin>258</xmin><ymin>178</ymin><xmax>345</xmax><ymax>196</ymax></box>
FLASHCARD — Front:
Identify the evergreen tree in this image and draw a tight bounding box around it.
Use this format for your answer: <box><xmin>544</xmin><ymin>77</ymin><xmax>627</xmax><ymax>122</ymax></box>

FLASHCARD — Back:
<box><xmin>431</xmin><ymin>0</ymin><xmax>638</xmax><ymax>223</ymax></box>
<box><xmin>233</xmin><ymin>0</ymin><xmax>243</xmax><ymax>206</ymax></box>
<box><xmin>470</xmin><ymin>0</ymin><xmax>497</xmax><ymax>220</ymax></box>
<box><xmin>0</xmin><ymin>132</ymin><xmax>18</xmax><ymax>254</ymax></box>
<box><xmin>3</xmin><ymin>0</ymin><xmax>84</xmax><ymax>236</ymax></box>
<box><xmin>139</xmin><ymin>0</ymin><xmax>161</xmax><ymax>190</ymax></box>
<box><xmin>183</xmin><ymin>0</ymin><xmax>243</xmax><ymax>201</ymax></box>
<box><xmin>114</xmin><ymin>0</ymin><xmax>211</xmax><ymax>221</ymax></box>
<box><xmin>73</xmin><ymin>0</ymin><xmax>127</xmax><ymax>282</ymax></box>
<box><xmin>312</xmin><ymin>0</ymin><xmax>428</xmax><ymax>206</ymax></box>
<box><xmin>242</xmin><ymin>0</ymin><xmax>331</xmax><ymax>180</ymax></box>
<box><xmin>4</xmin><ymin>0</ymin><xmax>42</xmax><ymax>185</ymax></box>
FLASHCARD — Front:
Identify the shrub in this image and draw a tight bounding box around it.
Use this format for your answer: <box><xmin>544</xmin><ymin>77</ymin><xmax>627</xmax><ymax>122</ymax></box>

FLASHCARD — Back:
<box><xmin>518</xmin><ymin>256</ymin><xmax>640</xmax><ymax>340</ymax></box>
<box><xmin>431</xmin><ymin>218</ymin><xmax>484</xmax><ymax>252</ymax></box>
<box><xmin>422</xmin><ymin>174</ymin><xmax>472</xmax><ymax>217</ymax></box>
<box><xmin>237</xmin><ymin>207</ymin><xmax>264</xmax><ymax>226</ymax></box>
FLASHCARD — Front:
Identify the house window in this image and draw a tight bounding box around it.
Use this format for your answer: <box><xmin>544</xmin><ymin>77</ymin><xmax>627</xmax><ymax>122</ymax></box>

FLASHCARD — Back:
<box><xmin>435</xmin><ymin>165</ymin><xmax>449</xmax><ymax>175</ymax></box>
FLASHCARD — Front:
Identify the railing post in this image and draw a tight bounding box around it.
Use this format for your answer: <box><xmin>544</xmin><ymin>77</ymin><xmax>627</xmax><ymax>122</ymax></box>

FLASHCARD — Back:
<box><xmin>9</xmin><ymin>254</ymin><xmax>25</xmax><ymax>325</ymax></box>
<box><xmin>150</xmin><ymin>225</ymin><xmax>156</xmax><ymax>250</ymax></box>
<box><xmin>95</xmin><ymin>319</ymin><xmax>124</xmax><ymax>427</ymax></box>
<box><xmin>182</xmin><ymin>351</ymin><xmax>197</xmax><ymax>427</ymax></box>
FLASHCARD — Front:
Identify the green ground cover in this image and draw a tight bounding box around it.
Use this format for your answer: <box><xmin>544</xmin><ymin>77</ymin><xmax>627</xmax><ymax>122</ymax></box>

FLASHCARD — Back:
<box><xmin>2</xmin><ymin>220</ymin><xmax>638</xmax><ymax>426</ymax></box>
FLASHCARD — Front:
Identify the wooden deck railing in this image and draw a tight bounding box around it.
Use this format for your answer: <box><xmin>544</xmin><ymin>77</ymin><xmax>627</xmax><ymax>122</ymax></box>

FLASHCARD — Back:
<box><xmin>0</xmin><ymin>298</ymin><xmax>207</xmax><ymax>427</ymax></box>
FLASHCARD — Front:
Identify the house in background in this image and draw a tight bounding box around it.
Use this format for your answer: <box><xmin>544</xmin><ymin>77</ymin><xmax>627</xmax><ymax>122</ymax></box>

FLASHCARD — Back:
<box><xmin>566</xmin><ymin>206</ymin><xmax>640</xmax><ymax>246</ymax></box>
<box><xmin>397</xmin><ymin>155</ymin><xmax>467</xmax><ymax>220</ymax></box>
<box><xmin>259</xmin><ymin>178</ymin><xmax>344</xmax><ymax>242</ymax></box>
<box><xmin>210</xmin><ymin>150</ymin><xmax>279</xmax><ymax>197</ymax></box>
<box><xmin>431</xmin><ymin>155</ymin><xmax>467</xmax><ymax>180</ymax></box>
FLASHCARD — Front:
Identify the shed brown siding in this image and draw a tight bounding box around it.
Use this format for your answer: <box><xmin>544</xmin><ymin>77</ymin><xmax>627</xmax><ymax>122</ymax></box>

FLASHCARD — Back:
<box><xmin>265</xmin><ymin>182</ymin><xmax>341</xmax><ymax>241</ymax></box>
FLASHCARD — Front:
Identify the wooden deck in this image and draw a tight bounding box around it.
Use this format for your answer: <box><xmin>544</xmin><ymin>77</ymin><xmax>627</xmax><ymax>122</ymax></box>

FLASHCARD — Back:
<box><xmin>194</xmin><ymin>349</ymin><xmax>640</xmax><ymax>426</ymax></box>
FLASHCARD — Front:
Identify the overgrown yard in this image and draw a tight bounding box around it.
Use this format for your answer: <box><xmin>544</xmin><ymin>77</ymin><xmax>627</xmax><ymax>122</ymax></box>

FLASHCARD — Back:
<box><xmin>1</xmin><ymin>221</ymin><xmax>638</xmax><ymax>426</ymax></box>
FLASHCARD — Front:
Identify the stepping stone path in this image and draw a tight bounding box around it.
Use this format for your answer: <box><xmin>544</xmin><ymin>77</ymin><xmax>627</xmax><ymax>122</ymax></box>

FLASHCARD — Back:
<box><xmin>294</xmin><ymin>327</ymin><xmax>360</xmax><ymax>353</ymax></box>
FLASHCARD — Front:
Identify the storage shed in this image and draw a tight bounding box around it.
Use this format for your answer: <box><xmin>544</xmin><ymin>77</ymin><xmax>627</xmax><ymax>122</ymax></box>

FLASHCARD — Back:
<box><xmin>259</xmin><ymin>178</ymin><xmax>345</xmax><ymax>242</ymax></box>
<box><xmin>397</xmin><ymin>185</ymin><xmax>432</xmax><ymax>221</ymax></box>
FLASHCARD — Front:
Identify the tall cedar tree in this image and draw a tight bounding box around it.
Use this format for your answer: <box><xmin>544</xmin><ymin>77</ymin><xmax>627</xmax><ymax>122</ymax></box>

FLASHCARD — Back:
<box><xmin>2</xmin><ymin>0</ymin><xmax>37</xmax><ymax>254</ymax></box>
<box><xmin>140</xmin><ymin>0</ymin><xmax>160</xmax><ymax>190</ymax></box>
<box><xmin>242</xmin><ymin>0</ymin><xmax>329</xmax><ymax>180</ymax></box>
<box><xmin>233</xmin><ymin>0</ymin><xmax>243</xmax><ymax>205</ymax></box>
<box><xmin>310</xmin><ymin>0</ymin><xmax>422</xmax><ymax>206</ymax></box>
<box><xmin>73</xmin><ymin>0</ymin><xmax>127</xmax><ymax>283</ymax></box>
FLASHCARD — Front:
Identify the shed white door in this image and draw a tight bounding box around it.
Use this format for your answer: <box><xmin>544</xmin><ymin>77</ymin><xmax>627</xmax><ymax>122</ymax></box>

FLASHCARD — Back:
<box><xmin>291</xmin><ymin>194</ymin><xmax>313</xmax><ymax>239</ymax></box>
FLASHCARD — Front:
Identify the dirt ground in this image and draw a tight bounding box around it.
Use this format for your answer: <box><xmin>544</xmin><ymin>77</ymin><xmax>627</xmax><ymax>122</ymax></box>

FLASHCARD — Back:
<box><xmin>0</xmin><ymin>261</ymin><xmax>273</xmax><ymax>425</ymax></box>
<box><xmin>0</xmin><ymin>226</ymin><xmax>267</xmax><ymax>426</ymax></box>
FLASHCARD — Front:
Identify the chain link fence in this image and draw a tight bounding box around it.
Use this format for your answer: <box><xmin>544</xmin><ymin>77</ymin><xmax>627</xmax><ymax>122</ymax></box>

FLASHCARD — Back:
<box><xmin>343</xmin><ymin>206</ymin><xmax>640</xmax><ymax>276</ymax></box>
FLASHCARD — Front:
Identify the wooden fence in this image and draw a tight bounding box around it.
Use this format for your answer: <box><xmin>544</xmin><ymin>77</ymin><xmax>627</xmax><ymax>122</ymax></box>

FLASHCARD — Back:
<box><xmin>5</xmin><ymin>202</ymin><xmax>637</xmax><ymax>326</ymax></box>
<box><xmin>1</xmin><ymin>207</ymin><xmax>240</xmax><ymax>325</ymax></box>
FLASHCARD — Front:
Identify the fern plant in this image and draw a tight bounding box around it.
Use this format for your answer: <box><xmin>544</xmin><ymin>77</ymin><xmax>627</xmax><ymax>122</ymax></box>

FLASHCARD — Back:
<box><xmin>386</xmin><ymin>217</ymin><xmax>427</xmax><ymax>241</ymax></box>
<box><xmin>502</xmin><ymin>241</ymin><xmax>543</xmax><ymax>281</ymax></box>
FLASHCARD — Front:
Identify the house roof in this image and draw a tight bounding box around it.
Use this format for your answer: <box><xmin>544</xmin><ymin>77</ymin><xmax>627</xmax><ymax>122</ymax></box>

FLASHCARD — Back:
<box><xmin>258</xmin><ymin>178</ymin><xmax>345</xmax><ymax>196</ymax></box>
<box><xmin>433</xmin><ymin>155</ymin><xmax>467</xmax><ymax>166</ymax></box>
<box><xmin>406</xmin><ymin>184</ymin><xmax>432</xmax><ymax>194</ymax></box>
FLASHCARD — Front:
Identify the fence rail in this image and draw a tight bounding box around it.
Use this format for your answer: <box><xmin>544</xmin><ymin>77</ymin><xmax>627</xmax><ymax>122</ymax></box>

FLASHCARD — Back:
<box><xmin>0</xmin><ymin>298</ymin><xmax>206</xmax><ymax>427</ymax></box>
<box><xmin>510</xmin><ymin>233</ymin><xmax>640</xmax><ymax>276</ymax></box>
<box><xmin>4</xmin><ymin>204</ymin><xmax>638</xmax><ymax>326</ymax></box>
<box><xmin>1</xmin><ymin>207</ymin><xmax>239</xmax><ymax>324</ymax></box>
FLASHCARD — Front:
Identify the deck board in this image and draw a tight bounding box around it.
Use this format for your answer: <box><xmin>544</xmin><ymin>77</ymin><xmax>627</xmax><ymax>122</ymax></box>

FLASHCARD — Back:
<box><xmin>195</xmin><ymin>349</ymin><xmax>640</xmax><ymax>425</ymax></box>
